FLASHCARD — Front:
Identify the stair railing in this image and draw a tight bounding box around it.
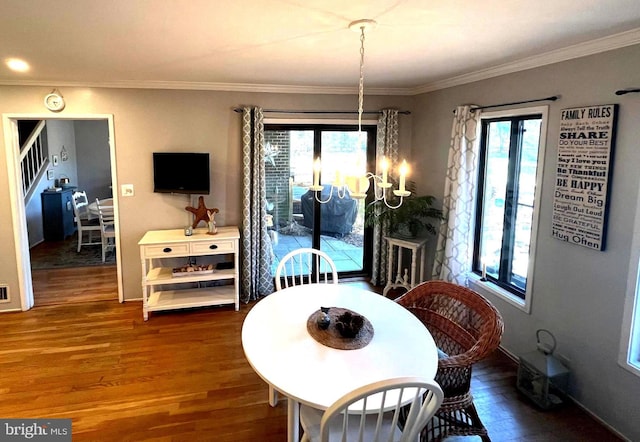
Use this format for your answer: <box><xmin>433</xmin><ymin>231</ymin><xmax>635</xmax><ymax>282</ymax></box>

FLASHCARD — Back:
<box><xmin>20</xmin><ymin>120</ymin><xmax>48</xmax><ymax>202</ymax></box>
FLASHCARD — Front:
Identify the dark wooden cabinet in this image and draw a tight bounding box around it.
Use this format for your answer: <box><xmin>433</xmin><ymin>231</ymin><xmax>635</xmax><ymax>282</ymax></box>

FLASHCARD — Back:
<box><xmin>42</xmin><ymin>189</ymin><xmax>76</xmax><ymax>241</ymax></box>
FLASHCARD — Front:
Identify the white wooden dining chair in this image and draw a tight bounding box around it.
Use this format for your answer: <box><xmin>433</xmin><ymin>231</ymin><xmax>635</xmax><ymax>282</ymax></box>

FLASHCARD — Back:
<box><xmin>275</xmin><ymin>248</ymin><xmax>338</xmax><ymax>291</ymax></box>
<box><xmin>95</xmin><ymin>198</ymin><xmax>116</xmax><ymax>262</ymax></box>
<box><xmin>299</xmin><ymin>376</ymin><xmax>444</xmax><ymax>442</ymax></box>
<box><xmin>72</xmin><ymin>191</ymin><xmax>101</xmax><ymax>252</ymax></box>
<box><xmin>270</xmin><ymin>247</ymin><xmax>339</xmax><ymax>406</ymax></box>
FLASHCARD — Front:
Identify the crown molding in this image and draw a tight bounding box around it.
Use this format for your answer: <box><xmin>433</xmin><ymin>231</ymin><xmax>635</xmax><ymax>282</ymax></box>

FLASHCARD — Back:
<box><xmin>1</xmin><ymin>28</ymin><xmax>638</xmax><ymax>96</ymax></box>
<box><xmin>410</xmin><ymin>27</ymin><xmax>640</xmax><ymax>95</ymax></box>
<box><xmin>0</xmin><ymin>78</ymin><xmax>410</xmax><ymax>96</ymax></box>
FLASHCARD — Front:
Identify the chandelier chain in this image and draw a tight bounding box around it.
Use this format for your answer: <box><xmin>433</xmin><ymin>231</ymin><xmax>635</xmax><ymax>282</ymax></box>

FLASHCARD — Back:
<box><xmin>358</xmin><ymin>26</ymin><xmax>365</xmax><ymax>133</ymax></box>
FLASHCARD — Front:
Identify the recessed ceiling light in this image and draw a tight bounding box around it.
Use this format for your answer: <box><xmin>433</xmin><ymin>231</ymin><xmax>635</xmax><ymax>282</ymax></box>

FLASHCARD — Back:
<box><xmin>6</xmin><ymin>58</ymin><xmax>30</xmax><ymax>72</ymax></box>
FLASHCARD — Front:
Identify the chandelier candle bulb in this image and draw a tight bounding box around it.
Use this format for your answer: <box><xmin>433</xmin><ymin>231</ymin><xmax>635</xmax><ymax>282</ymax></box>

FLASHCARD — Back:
<box><xmin>380</xmin><ymin>156</ymin><xmax>389</xmax><ymax>187</ymax></box>
<box><xmin>398</xmin><ymin>160</ymin><xmax>408</xmax><ymax>192</ymax></box>
<box><xmin>353</xmin><ymin>177</ymin><xmax>363</xmax><ymax>196</ymax></box>
<box><xmin>310</xmin><ymin>157</ymin><xmax>323</xmax><ymax>191</ymax></box>
<box><xmin>393</xmin><ymin>160</ymin><xmax>411</xmax><ymax>198</ymax></box>
<box><xmin>313</xmin><ymin>158</ymin><xmax>321</xmax><ymax>187</ymax></box>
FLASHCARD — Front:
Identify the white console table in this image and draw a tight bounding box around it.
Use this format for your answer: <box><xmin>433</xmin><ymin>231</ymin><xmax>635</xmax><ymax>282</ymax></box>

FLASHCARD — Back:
<box><xmin>382</xmin><ymin>235</ymin><xmax>429</xmax><ymax>297</ymax></box>
<box><xmin>138</xmin><ymin>226</ymin><xmax>239</xmax><ymax>321</ymax></box>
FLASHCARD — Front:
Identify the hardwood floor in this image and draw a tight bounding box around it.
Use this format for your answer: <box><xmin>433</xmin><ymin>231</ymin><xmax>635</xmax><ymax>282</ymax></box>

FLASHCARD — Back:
<box><xmin>1</xmin><ymin>279</ymin><xmax>622</xmax><ymax>441</ymax></box>
<box><xmin>30</xmin><ymin>234</ymin><xmax>118</xmax><ymax>306</ymax></box>
<box><xmin>32</xmin><ymin>265</ymin><xmax>118</xmax><ymax>306</ymax></box>
<box><xmin>447</xmin><ymin>352</ymin><xmax>621</xmax><ymax>442</ymax></box>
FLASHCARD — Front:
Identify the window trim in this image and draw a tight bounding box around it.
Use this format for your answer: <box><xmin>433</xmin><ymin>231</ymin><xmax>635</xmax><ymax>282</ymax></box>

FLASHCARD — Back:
<box><xmin>468</xmin><ymin>105</ymin><xmax>549</xmax><ymax>314</ymax></box>
<box><xmin>618</xmin><ymin>182</ymin><xmax>640</xmax><ymax>378</ymax></box>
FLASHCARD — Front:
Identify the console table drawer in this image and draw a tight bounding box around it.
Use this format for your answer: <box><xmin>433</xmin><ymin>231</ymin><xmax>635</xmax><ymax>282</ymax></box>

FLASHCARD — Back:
<box><xmin>143</xmin><ymin>243</ymin><xmax>190</xmax><ymax>258</ymax></box>
<box><xmin>191</xmin><ymin>239</ymin><xmax>235</xmax><ymax>255</ymax></box>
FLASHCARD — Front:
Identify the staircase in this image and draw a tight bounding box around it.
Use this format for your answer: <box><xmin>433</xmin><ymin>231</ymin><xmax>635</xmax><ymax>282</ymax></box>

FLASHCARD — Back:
<box><xmin>19</xmin><ymin>120</ymin><xmax>49</xmax><ymax>203</ymax></box>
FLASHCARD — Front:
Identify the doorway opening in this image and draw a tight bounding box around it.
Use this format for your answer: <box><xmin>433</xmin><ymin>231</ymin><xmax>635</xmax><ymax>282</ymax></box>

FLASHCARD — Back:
<box><xmin>3</xmin><ymin>113</ymin><xmax>122</xmax><ymax>310</ymax></box>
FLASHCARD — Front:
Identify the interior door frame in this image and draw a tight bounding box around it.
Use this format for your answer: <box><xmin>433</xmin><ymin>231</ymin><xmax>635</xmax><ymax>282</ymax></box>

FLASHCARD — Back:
<box><xmin>2</xmin><ymin>113</ymin><xmax>123</xmax><ymax>310</ymax></box>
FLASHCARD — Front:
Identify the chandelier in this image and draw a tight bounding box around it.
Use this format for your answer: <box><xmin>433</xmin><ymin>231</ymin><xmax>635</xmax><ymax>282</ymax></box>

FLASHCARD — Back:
<box><xmin>310</xmin><ymin>19</ymin><xmax>410</xmax><ymax>209</ymax></box>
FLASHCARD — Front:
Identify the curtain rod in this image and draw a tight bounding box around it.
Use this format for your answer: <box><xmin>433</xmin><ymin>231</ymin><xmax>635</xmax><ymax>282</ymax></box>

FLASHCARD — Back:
<box><xmin>453</xmin><ymin>95</ymin><xmax>559</xmax><ymax>113</ymax></box>
<box><xmin>615</xmin><ymin>88</ymin><xmax>640</xmax><ymax>95</ymax></box>
<box><xmin>233</xmin><ymin>108</ymin><xmax>410</xmax><ymax>115</ymax></box>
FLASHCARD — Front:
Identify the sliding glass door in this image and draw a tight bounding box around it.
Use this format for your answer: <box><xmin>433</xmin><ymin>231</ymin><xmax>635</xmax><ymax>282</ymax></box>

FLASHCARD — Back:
<box><xmin>264</xmin><ymin>124</ymin><xmax>375</xmax><ymax>279</ymax></box>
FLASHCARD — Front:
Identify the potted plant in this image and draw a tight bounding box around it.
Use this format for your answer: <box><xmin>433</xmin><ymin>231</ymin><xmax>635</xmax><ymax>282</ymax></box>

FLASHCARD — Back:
<box><xmin>364</xmin><ymin>182</ymin><xmax>444</xmax><ymax>239</ymax></box>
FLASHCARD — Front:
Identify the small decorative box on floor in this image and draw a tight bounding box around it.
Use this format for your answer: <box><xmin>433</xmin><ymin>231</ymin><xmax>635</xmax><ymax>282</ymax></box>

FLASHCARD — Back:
<box><xmin>517</xmin><ymin>329</ymin><xmax>570</xmax><ymax>410</ymax></box>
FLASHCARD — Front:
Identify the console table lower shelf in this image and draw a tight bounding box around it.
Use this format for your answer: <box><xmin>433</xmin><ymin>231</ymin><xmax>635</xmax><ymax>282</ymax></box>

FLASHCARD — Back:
<box><xmin>147</xmin><ymin>285</ymin><xmax>236</xmax><ymax>313</ymax></box>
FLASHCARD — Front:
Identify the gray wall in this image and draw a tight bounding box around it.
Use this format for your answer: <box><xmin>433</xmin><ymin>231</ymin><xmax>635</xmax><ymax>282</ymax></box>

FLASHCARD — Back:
<box><xmin>411</xmin><ymin>44</ymin><xmax>640</xmax><ymax>440</ymax></box>
<box><xmin>47</xmin><ymin>120</ymin><xmax>78</xmax><ymax>188</ymax></box>
<box><xmin>75</xmin><ymin>120</ymin><xmax>111</xmax><ymax>200</ymax></box>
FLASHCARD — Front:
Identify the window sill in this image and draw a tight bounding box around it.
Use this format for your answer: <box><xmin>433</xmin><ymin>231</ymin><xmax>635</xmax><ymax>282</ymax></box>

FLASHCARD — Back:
<box><xmin>467</xmin><ymin>273</ymin><xmax>531</xmax><ymax>314</ymax></box>
<box><xmin>619</xmin><ymin>358</ymin><xmax>640</xmax><ymax>379</ymax></box>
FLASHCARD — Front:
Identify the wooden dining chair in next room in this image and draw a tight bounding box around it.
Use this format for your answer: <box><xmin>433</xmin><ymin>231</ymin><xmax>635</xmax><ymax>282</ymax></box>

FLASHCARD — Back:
<box><xmin>395</xmin><ymin>281</ymin><xmax>504</xmax><ymax>441</ymax></box>
<box><xmin>269</xmin><ymin>247</ymin><xmax>339</xmax><ymax>406</ymax></box>
<box><xmin>96</xmin><ymin>198</ymin><xmax>116</xmax><ymax>263</ymax></box>
<box><xmin>299</xmin><ymin>376</ymin><xmax>444</xmax><ymax>442</ymax></box>
<box><xmin>71</xmin><ymin>190</ymin><xmax>101</xmax><ymax>252</ymax></box>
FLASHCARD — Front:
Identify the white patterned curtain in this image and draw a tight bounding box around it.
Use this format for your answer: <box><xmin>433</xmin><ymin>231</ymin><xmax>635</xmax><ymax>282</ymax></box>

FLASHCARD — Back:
<box><xmin>371</xmin><ymin>109</ymin><xmax>399</xmax><ymax>286</ymax></box>
<box><xmin>241</xmin><ymin>107</ymin><xmax>274</xmax><ymax>301</ymax></box>
<box><xmin>432</xmin><ymin>105</ymin><xmax>481</xmax><ymax>284</ymax></box>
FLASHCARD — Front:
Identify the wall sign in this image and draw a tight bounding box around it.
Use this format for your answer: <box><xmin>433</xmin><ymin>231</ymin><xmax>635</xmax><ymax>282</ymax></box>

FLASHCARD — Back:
<box><xmin>551</xmin><ymin>104</ymin><xmax>618</xmax><ymax>250</ymax></box>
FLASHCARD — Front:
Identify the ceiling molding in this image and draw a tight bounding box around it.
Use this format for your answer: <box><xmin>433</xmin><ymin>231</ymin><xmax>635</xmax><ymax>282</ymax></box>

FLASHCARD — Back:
<box><xmin>1</xmin><ymin>28</ymin><xmax>638</xmax><ymax>96</ymax></box>
<box><xmin>410</xmin><ymin>27</ymin><xmax>640</xmax><ymax>95</ymax></box>
<box><xmin>0</xmin><ymin>79</ymin><xmax>411</xmax><ymax>96</ymax></box>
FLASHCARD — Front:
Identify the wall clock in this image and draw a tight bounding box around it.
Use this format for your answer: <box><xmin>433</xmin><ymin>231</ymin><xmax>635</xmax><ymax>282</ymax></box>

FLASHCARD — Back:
<box><xmin>44</xmin><ymin>90</ymin><xmax>65</xmax><ymax>112</ymax></box>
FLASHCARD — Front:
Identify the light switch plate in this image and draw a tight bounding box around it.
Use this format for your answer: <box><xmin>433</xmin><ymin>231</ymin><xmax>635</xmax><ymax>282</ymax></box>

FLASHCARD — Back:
<box><xmin>121</xmin><ymin>184</ymin><xmax>134</xmax><ymax>197</ymax></box>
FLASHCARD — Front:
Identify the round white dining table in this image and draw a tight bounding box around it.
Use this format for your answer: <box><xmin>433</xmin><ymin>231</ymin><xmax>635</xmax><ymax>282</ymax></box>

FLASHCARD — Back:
<box><xmin>241</xmin><ymin>284</ymin><xmax>438</xmax><ymax>442</ymax></box>
<box><xmin>87</xmin><ymin>198</ymin><xmax>113</xmax><ymax>217</ymax></box>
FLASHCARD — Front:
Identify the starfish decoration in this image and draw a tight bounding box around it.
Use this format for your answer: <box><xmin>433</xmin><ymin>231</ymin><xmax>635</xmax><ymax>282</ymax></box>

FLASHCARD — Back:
<box><xmin>186</xmin><ymin>196</ymin><xmax>219</xmax><ymax>229</ymax></box>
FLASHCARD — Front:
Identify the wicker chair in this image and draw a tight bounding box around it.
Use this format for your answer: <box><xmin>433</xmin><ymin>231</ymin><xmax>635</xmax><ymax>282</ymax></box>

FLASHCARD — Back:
<box><xmin>395</xmin><ymin>280</ymin><xmax>504</xmax><ymax>441</ymax></box>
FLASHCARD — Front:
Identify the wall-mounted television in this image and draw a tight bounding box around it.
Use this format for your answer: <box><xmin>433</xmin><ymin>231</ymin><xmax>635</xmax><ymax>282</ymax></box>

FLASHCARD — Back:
<box><xmin>153</xmin><ymin>152</ymin><xmax>210</xmax><ymax>195</ymax></box>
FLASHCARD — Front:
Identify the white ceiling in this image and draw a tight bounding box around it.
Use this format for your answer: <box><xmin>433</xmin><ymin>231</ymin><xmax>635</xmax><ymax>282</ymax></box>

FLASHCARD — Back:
<box><xmin>2</xmin><ymin>0</ymin><xmax>640</xmax><ymax>95</ymax></box>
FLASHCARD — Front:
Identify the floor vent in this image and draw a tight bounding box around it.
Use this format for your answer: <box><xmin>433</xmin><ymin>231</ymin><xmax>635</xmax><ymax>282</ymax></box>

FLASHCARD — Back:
<box><xmin>0</xmin><ymin>285</ymin><xmax>9</xmax><ymax>302</ymax></box>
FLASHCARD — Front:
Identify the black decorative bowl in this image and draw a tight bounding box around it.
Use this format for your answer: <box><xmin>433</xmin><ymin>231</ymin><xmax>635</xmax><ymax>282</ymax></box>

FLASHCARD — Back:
<box><xmin>335</xmin><ymin>311</ymin><xmax>365</xmax><ymax>338</ymax></box>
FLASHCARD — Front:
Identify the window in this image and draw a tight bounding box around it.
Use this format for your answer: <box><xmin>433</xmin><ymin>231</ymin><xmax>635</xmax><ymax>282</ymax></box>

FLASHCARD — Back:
<box><xmin>472</xmin><ymin>107</ymin><xmax>547</xmax><ymax>308</ymax></box>
<box><xmin>620</xmin><ymin>261</ymin><xmax>640</xmax><ymax>375</ymax></box>
<box><xmin>618</xmin><ymin>186</ymin><xmax>640</xmax><ymax>378</ymax></box>
<box><xmin>264</xmin><ymin>124</ymin><xmax>376</xmax><ymax>279</ymax></box>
